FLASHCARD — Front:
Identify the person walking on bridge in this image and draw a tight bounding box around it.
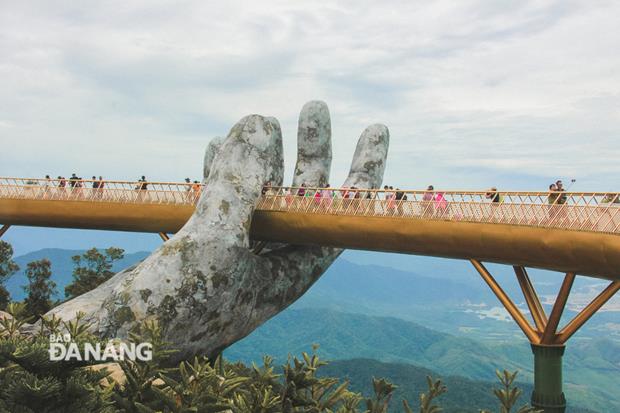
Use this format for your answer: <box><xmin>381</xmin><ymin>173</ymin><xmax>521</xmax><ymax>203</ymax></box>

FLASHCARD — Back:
<box><xmin>57</xmin><ymin>176</ymin><xmax>66</xmax><ymax>199</ymax></box>
<box><xmin>42</xmin><ymin>175</ymin><xmax>52</xmax><ymax>199</ymax></box>
<box><xmin>422</xmin><ymin>185</ymin><xmax>434</xmax><ymax>217</ymax></box>
<box><xmin>485</xmin><ymin>187</ymin><xmax>501</xmax><ymax>203</ymax></box>
<box><xmin>320</xmin><ymin>184</ymin><xmax>333</xmax><ymax>209</ymax></box>
<box><xmin>486</xmin><ymin>187</ymin><xmax>502</xmax><ymax>222</ymax></box>
<box><xmin>136</xmin><ymin>176</ymin><xmax>148</xmax><ymax>201</ymax></box>
<box><xmin>96</xmin><ymin>176</ymin><xmax>105</xmax><ymax>199</ymax></box>
<box><xmin>434</xmin><ymin>191</ymin><xmax>448</xmax><ymax>217</ymax></box>
<box><xmin>192</xmin><ymin>180</ymin><xmax>202</xmax><ymax>202</ymax></box>
<box><xmin>547</xmin><ymin>183</ymin><xmax>560</xmax><ymax>222</ymax></box>
<box><xmin>555</xmin><ymin>180</ymin><xmax>568</xmax><ymax>222</ymax></box>
<box><xmin>184</xmin><ymin>178</ymin><xmax>193</xmax><ymax>202</ymax></box>
<box><xmin>69</xmin><ymin>173</ymin><xmax>78</xmax><ymax>189</ymax></box>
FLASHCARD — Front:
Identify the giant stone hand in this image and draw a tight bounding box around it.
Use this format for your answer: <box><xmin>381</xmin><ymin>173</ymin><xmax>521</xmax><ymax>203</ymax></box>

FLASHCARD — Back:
<box><xmin>47</xmin><ymin>101</ymin><xmax>389</xmax><ymax>361</ymax></box>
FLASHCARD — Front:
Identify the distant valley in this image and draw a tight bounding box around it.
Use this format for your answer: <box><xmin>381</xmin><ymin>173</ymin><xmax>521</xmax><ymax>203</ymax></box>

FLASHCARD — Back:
<box><xmin>6</xmin><ymin>248</ymin><xmax>620</xmax><ymax>411</ymax></box>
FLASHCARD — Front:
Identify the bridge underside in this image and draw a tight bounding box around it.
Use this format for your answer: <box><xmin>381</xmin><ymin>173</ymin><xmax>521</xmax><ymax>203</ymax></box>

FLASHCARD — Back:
<box><xmin>2</xmin><ymin>198</ymin><xmax>620</xmax><ymax>281</ymax></box>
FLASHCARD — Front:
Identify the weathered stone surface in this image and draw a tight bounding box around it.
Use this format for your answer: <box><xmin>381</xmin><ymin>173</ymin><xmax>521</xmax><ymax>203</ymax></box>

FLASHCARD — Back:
<box><xmin>344</xmin><ymin>124</ymin><xmax>389</xmax><ymax>189</ymax></box>
<box><xmin>46</xmin><ymin>103</ymin><xmax>389</xmax><ymax>363</ymax></box>
<box><xmin>203</xmin><ymin>136</ymin><xmax>224</xmax><ymax>182</ymax></box>
<box><xmin>293</xmin><ymin>100</ymin><xmax>332</xmax><ymax>187</ymax></box>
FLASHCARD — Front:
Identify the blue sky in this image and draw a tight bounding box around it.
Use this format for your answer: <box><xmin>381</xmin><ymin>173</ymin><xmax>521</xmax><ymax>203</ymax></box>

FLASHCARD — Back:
<box><xmin>1</xmin><ymin>0</ymin><xmax>619</xmax><ymax>254</ymax></box>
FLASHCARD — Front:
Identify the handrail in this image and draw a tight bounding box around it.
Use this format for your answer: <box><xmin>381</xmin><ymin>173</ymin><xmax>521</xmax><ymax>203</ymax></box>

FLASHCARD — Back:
<box><xmin>1</xmin><ymin>177</ymin><xmax>619</xmax><ymax>235</ymax></box>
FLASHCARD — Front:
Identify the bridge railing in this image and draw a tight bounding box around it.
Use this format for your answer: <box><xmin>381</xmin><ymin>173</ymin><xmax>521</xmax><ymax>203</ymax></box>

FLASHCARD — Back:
<box><xmin>1</xmin><ymin>178</ymin><xmax>620</xmax><ymax>234</ymax></box>
<box><xmin>257</xmin><ymin>187</ymin><xmax>620</xmax><ymax>235</ymax></box>
<box><xmin>0</xmin><ymin>177</ymin><xmax>201</xmax><ymax>205</ymax></box>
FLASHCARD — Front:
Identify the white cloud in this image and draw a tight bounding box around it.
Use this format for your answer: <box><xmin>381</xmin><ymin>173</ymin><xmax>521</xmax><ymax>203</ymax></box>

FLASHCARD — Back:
<box><xmin>1</xmin><ymin>0</ymin><xmax>618</xmax><ymax>191</ymax></box>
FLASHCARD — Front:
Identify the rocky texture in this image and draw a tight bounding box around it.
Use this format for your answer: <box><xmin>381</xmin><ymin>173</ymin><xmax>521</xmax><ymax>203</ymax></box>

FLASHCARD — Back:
<box><xmin>203</xmin><ymin>136</ymin><xmax>224</xmax><ymax>183</ymax></box>
<box><xmin>46</xmin><ymin>101</ymin><xmax>389</xmax><ymax>362</ymax></box>
<box><xmin>293</xmin><ymin>100</ymin><xmax>332</xmax><ymax>187</ymax></box>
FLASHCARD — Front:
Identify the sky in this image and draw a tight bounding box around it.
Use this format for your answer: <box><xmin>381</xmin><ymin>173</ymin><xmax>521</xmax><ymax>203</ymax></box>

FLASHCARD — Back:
<box><xmin>1</xmin><ymin>0</ymin><xmax>619</xmax><ymax>254</ymax></box>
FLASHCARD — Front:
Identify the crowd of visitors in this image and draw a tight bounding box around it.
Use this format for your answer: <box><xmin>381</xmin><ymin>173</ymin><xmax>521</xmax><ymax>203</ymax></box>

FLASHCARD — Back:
<box><xmin>24</xmin><ymin>174</ymin><xmax>620</xmax><ymax>219</ymax></box>
<box><xmin>29</xmin><ymin>174</ymin><xmax>206</xmax><ymax>203</ymax></box>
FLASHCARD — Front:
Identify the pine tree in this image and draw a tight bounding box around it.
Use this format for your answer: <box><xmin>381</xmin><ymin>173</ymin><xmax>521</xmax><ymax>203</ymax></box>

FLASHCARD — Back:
<box><xmin>0</xmin><ymin>241</ymin><xmax>19</xmax><ymax>311</ymax></box>
<box><xmin>23</xmin><ymin>259</ymin><xmax>57</xmax><ymax>317</ymax></box>
<box><xmin>64</xmin><ymin>247</ymin><xmax>124</xmax><ymax>299</ymax></box>
<box><xmin>0</xmin><ymin>307</ymin><xmax>115</xmax><ymax>413</ymax></box>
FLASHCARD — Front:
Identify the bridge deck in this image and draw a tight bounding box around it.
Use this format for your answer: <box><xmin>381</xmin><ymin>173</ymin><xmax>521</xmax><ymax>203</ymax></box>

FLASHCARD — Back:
<box><xmin>1</xmin><ymin>177</ymin><xmax>620</xmax><ymax>280</ymax></box>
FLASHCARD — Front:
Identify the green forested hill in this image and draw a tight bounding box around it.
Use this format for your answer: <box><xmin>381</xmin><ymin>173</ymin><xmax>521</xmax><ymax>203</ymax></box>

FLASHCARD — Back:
<box><xmin>226</xmin><ymin>308</ymin><xmax>527</xmax><ymax>381</ymax></box>
<box><xmin>320</xmin><ymin>358</ymin><xmax>597</xmax><ymax>413</ymax></box>
<box><xmin>226</xmin><ymin>308</ymin><xmax>620</xmax><ymax>411</ymax></box>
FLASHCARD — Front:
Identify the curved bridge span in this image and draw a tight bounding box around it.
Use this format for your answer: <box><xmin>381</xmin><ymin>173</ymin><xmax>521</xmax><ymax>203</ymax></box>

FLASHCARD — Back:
<box><xmin>1</xmin><ymin>177</ymin><xmax>619</xmax><ymax>280</ymax></box>
<box><xmin>2</xmin><ymin>176</ymin><xmax>620</xmax><ymax>411</ymax></box>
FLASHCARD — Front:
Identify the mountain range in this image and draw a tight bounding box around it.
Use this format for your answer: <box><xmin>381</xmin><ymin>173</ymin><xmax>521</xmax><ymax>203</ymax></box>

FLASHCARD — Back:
<box><xmin>5</xmin><ymin>248</ymin><xmax>620</xmax><ymax>411</ymax></box>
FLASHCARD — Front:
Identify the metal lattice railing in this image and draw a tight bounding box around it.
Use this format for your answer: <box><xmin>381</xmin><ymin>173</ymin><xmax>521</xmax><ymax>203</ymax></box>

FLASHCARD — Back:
<box><xmin>0</xmin><ymin>177</ymin><xmax>202</xmax><ymax>205</ymax></box>
<box><xmin>1</xmin><ymin>177</ymin><xmax>620</xmax><ymax>235</ymax></box>
<box><xmin>257</xmin><ymin>187</ymin><xmax>620</xmax><ymax>235</ymax></box>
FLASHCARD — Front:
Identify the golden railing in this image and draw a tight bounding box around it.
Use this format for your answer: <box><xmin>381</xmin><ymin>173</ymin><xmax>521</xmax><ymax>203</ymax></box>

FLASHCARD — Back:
<box><xmin>258</xmin><ymin>187</ymin><xmax>620</xmax><ymax>235</ymax></box>
<box><xmin>0</xmin><ymin>177</ymin><xmax>202</xmax><ymax>205</ymax></box>
<box><xmin>1</xmin><ymin>177</ymin><xmax>620</xmax><ymax>235</ymax></box>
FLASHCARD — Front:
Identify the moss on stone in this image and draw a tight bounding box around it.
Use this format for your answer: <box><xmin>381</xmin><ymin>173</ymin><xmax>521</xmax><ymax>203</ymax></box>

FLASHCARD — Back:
<box><xmin>139</xmin><ymin>289</ymin><xmax>152</xmax><ymax>302</ymax></box>
<box><xmin>113</xmin><ymin>306</ymin><xmax>136</xmax><ymax>325</ymax></box>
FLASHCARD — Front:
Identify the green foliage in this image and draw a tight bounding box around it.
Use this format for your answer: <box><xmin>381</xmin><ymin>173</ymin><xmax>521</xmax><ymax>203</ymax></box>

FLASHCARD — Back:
<box><xmin>0</xmin><ymin>302</ymin><xmax>33</xmax><ymax>337</ymax></box>
<box><xmin>480</xmin><ymin>370</ymin><xmax>542</xmax><ymax>413</ymax></box>
<box><xmin>0</xmin><ymin>307</ymin><xmax>540</xmax><ymax>413</ymax></box>
<box><xmin>405</xmin><ymin>376</ymin><xmax>447</xmax><ymax>413</ymax></box>
<box><xmin>64</xmin><ymin>247</ymin><xmax>124</xmax><ymax>299</ymax></box>
<box><xmin>0</xmin><ymin>241</ymin><xmax>19</xmax><ymax>310</ymax></box>
<box><xmin>0</xmin><ymin>307</ymin><xmax>113</xmax><ymax>413</ymax></box>
<box><xmin>23</xmin><ymin>259</ymin><xmax>57</xmax><ymax>317</ymax></box>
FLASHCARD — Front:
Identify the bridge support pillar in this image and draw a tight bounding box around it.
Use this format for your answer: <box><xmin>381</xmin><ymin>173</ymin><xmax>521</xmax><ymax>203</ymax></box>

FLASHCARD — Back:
<box><xmin>470</xmin><ymin>260</ymin><xmax>620</xmax><ymax>413</ymax></box>
<box><xmin>531</xmin><ymin>344</ymin><xmax>566</xmax><ymax>413</ymax></box>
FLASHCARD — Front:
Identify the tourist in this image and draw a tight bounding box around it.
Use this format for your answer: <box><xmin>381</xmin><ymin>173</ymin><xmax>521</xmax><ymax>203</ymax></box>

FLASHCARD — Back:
<box><xmin>297</xmin><ymin>183</ymin><xmax>306</xmax><ymax>197</ymax></box>
<box><xmin>422</xmin><ymin>185</ymin><xmax>434</xmax><ymax>216</ymax></box>
<box><xmin>135</xmin><ymin>176</ymin><xmax>148</xmax><ymax>201</ymax></box>
<box><xmin>554</xmin><ymin>180</ymin><xmax>569</xmax><ymax>222</ymax></box>
<box><xmin>434</xmin><ymin>191</ymin><xmax>448</xmax><ymax>216</ymax></box>
<box><xmin>267</xmin><ymin>183</ymin><xmax>277</xmax><ymax>197</ymax></box>
<box><xmin>555</xmin><ymin>180</ymin><xmax>567</xmax><ymax>204</ymax></box>
<box><xmin>313</xmin><ymin>185</ymin><xmax>322</xmax><ymax>207</ymax></box>
<box><xmin>485</xmin><ymin>187</ymin><xmax>500</xmax><ymax>203</ymax></box>
<box><xmin>139</xmin><ymin>176</ymin><xmax>148</xmax><ymax>190</ymax></box>
<box><xmin>184</xmin><ymin>178</ymin><xmax>192</xmax><ymax>202</ymax></box>
<box><xmin>321</xmin><ymin>184</ymin><xmax>333</xmax><ymax>208</ymax></box>
<box><xmin>96</xmin><ymin>176</ymin><xmax>105</xmax><ymax>199</ymax></box>
<box><xmin>386</xmin><ymin>187</ymin><xmax>396</xmax><ymax>215</ymax></box>
<box><xmin>57</xmin><ymin>176</ymin><xmax>66</xmax><ymax>199</ymax></box>
<box><xmin>192</xmin><ymin>180</ymin><xmax>201</xmax><ymax>201</ymax></box>
<box><xmin>69</xmin><ymin>173</ymin><xmax>78</xmax><ymax>188</ymax></box>
<box><xmin>547</xmin><ymin>183</ymin><xmax>559</xmax><ymax>221</ymax></box>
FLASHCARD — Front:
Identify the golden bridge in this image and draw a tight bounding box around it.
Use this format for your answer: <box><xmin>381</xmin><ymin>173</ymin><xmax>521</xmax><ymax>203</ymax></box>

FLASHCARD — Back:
<box><xmin>2</xmin><ymin>176</ymin><xmax>620</xmax><ymax>412</ymax></box>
